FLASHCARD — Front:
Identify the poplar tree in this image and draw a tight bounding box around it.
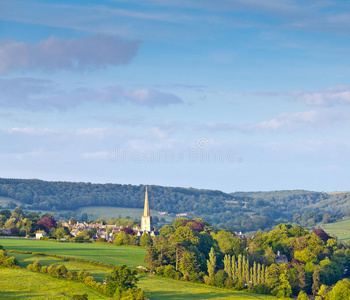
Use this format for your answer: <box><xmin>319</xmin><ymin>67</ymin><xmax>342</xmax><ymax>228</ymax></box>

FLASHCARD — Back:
<box><xmin>253</xmin><ymin>261</ymin><xmax>257</xmax><ymax>285</ymax></box>
<box><xmin>231</xmin><ymin>255</ymin><xmax>236</xmax><ymax>280</ymax></box>
<box><xmin>224</xmin><ymin>255</ymin><xmax>232</xmax><ymax>279</ymax></box>
<box><xmin>257</xmin><ymin>263</ymin><xmax>262</xmax><ymax>284</ymax></box>
<box><xmin>237</xmin><ymin>254</ymin><xmax>242</xmax><ymax>282</ymax></box>
<box><xmin>207</xmin><ymin>247</ymin><xmax>216</xmax><ymax>285</ymax></box>
<box><xmin>244</xmin><ymin>256</ymin><xmax>250</xmax><ymax>285</ymax></box>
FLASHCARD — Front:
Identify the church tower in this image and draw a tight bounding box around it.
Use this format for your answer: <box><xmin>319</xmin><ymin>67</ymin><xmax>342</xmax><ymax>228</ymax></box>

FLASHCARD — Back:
<box><xmin>141</xmin><ymin>186</ymin><xmax>152</xmax><ymax>232</ymax></box>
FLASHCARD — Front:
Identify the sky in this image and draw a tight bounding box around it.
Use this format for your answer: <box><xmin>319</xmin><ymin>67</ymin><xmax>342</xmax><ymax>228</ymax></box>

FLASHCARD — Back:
<box><xmin>1</xmin><ymin>0</ymin><xmax>350</xmax><ymax>193</ymax></box>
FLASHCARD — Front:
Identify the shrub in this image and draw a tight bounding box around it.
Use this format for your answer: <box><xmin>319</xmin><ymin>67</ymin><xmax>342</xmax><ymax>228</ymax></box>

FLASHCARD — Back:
<box><xmin>27</xmin><ymin>260</ymin><xmax>41</xmax><ymax>272</ymax></box>
<box><xmin>72</xmin><ymin>294</ymin><xmax>88</xmax><ymax>300</ymax></box>
<box><xmin>214</xmin><ymin>270</ymin><xmax>228</xmax><ymax>288</ymax></box>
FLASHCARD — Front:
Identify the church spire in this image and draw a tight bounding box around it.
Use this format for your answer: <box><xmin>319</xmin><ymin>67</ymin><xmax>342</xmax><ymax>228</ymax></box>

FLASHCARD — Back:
<box><xmin>143</xmin><ymin>186</ymin><xmax>150</xmax><ymax>217</ymax></box>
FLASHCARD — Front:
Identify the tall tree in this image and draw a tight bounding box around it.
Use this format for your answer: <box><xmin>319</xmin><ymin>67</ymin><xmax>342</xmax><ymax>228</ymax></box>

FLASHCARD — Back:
<box><xmin>312</xmin><ymin>265</ymin><xmax>322</xmax><ymax>296</ymax></box>
<box><xmin>206</xmin><ymin>247</ymin><xmax>216</xmax><ymax>285</ymax></box>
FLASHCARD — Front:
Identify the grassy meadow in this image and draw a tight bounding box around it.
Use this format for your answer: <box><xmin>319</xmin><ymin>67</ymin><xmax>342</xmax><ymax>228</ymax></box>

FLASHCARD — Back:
<box><xmin>0</xmin><ymin>238</ymin><xmax>277</xmax><ymax>300</ymax></box>
<box><xmin>0</xmin><ymin>267</ymin><xmax>106</xmax><ymax>299</ymax></box>
<box><xmin>7</xmin><ymin>252</ymin><xmax>111</xmax><ymax>283</ymax></box>
<box><xmin>138</xmin><ymin>275</ymin><xmax>276</xmax><ymax>300</ymax></box>
<box><xmin>0</xmin><ymin>238</ymin><xmax>146</xmax><ymax>267</ymax></box>
<box><xmin>320</xmin><ymin>218</ymin><xmax>350</xmax><ymax>242</ymax></box>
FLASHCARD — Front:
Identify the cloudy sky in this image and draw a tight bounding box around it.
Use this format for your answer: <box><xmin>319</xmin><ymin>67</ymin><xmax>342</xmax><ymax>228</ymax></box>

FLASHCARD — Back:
<box><xmin>1</xmin><ymin>0</ymin><xmax>350</xmax><ymax>192</ymax></box>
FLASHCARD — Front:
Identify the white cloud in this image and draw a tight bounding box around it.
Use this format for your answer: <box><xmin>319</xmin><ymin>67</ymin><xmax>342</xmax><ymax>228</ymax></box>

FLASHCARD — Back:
<box><xmin>293</xmin><ymin>86</ymin><xmax>350</xmax><ymax>106</ymax></box>
<box><xmin>0</xmin><ymin>35</ymin><xmax>140</xmax><ymax>73</ymax></box>
<box><xmin>256</xmin><ymin>85</ymin><xmax>350</xmax><ymax>107</ymax></box>
<box><xmin>204</xmin><ymin>109</ymin><xmax>350</xmax><ymax>132</ymax></box>
<box><xmin>0</xmin><ymin>78</ymin><xmax>183</xmax><ymax>110</ymax></box>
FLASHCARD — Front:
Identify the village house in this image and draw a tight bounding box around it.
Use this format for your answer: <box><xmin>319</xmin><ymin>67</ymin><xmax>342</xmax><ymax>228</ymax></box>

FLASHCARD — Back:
<box><xmin>35</xmin><ymin>230</ymin><xmax>47</xmax><ymax>240</ymax></box>
<box><xmin>276</xmin><ymin>251</ymin><xmax>288</xmax><ymax>264</ymax></box>
<box><xmin>1</xmin><ymin>228</ymin><xmax>11</xmax><ymax>235</ymax></box>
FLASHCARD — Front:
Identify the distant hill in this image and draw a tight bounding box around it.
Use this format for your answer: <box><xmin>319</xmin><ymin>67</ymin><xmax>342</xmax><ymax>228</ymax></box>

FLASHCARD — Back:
<box><xmin>0</xmin><ymin>178</ymin><xmax>349</xmax><ymax>233</ymax></box>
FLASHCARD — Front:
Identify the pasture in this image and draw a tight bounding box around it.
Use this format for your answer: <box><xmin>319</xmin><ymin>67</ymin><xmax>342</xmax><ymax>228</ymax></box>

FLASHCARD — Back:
<box><xmin>0</xmin><ymin>238</ymin><xmax>146</xmax><ymax>267</ymax></box>
<box><xmin>7</xmin><ymin>252</ymin><xmax>111</xmax><ymax>283</ymax></box>
<box><xmin>321</xmin><ymin>218</ymin><xmax>350</xmax><ymax>242</ymax></box>
<box><xmin>0</xmin><ymin>239</ymin><xmax>277</xmax><ymax>300</ymax></box>
<box><xmin>138</xmin><ymin>275</ymin><xmax>276</xmax><ymax>300</ymax></box>
<box><xmin>0</xmin><ymin>267</ymin><xmax>106</xmax><ymax>299</ymax></box>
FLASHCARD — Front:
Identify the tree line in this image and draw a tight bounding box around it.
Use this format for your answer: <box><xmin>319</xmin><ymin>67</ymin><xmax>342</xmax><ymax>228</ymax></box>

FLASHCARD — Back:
<box><xmin>143</xmin><ymin>218</ymin><xmax>350</xmax><ymax>299</ymax></box>
<box><xmin>0</xmin><ymin>178</ymin><xmax>349</xmax><ymax>232</ymax></box>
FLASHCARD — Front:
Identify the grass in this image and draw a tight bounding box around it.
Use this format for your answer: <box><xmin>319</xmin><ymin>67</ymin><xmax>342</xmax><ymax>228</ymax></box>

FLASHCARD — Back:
<box><xmin>0</xmin><ymin>266</ymin><xmax>106</xmax><ymax>299</ymax></box>
<box><xmin>320</xmin><ymin>218</ymin><xmax>350</xmax><ymax>242</ymax></box>
<box><xmin>1</xmin><ymin>239</ymin><xmax>277</xmax><ymax>300</ymax></box>
<box><xmin>7</xmin><ymin>252</ymin><xmax>111</xmax><ymax>283</ymax></box>
<box><xmin>0</xmin><ymin>238</ymin><xmax>146</xmax><ymax>267</ymax></box>
<box><xmin>137</xmin><ymin>275</ymin><xmax>276</xmax><ymax>300</ymax></box>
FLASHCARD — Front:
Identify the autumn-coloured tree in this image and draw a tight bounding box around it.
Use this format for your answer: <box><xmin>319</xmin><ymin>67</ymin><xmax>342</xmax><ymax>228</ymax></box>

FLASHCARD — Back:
<box><xmin>37</xmin><ymin>217</ymin><xmax>57</xmax><ymax>233</ymax></box>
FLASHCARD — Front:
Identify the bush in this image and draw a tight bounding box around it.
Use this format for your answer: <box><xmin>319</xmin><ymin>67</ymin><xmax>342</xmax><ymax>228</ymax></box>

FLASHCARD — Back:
<box><xmin>0</xmin><ymin>250</ymin><xmax>18</xmax><ymax>268</ymax></box>
<box><xmin>251</xmin><ymin>283</ymin><xmax>269</xmax><ymax>295</ymax></box>
<box><xmin>214</xmin><ymin>270</ymin><xmax>228</xmax><ymax>288</ymax></box>
<box><xmin>27</xmin><ymin>260</ymin><xmax>41</xmax><ymax>272</ymax></box>
<box><xmin>72</xmin><ymin>294</ymin><xmax>88</xmax><ymax>300</ymax></box>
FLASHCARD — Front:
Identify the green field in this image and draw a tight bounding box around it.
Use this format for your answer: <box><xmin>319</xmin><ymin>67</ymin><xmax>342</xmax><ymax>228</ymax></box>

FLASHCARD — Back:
<box><xmin>0</xmin><ymin>238</ymin><xmax>277</xmax><ymax>300</ymax></box>
<box><xmin>138</xmin><ymin>275</ymin><xmax>276</xmax><ymax>300</ymax></box>
<box><xmin>321</xmin><ymin>218</ymin><xmax>350</xmax><ymax>242</ymax></box>
<box><xmin>0</xmin><ymin>267</ymin><xmax>106</xmax><ymax>299</ymax></box>
<box><xmin>7</xmin><ymin>252</ymin><xmax>111</xmax><ymax>283</ymax></box>
<box><xmin>0</xmin><ymin>238</ymin><xmax>146</xmax><ymax>267</ymax></box>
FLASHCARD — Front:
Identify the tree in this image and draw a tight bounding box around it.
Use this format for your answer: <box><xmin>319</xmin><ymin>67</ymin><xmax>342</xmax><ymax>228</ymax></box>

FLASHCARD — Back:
<box><xmin>316</xmin><ymin>284</ymin><xmax>329</xmax><ymax>300</ymax></box>
<box><xmin>69</xmin><ymin>218</ymin><xmax>77</xmax><ymax>225</ymax></box>
<box><xmin>179</xmin><ymin>250</ymin><xmax>200</xmax><ymax>276</ymax></box>
<box><xmin>104</xmin><ymin>265</ymin><xmax>138</xmax><ymax>296</ymax></box>
<box><xmin>0</xmin><ymin>209</ymin><xmax>11</xmax><ymax>219</ymax></box>
<box><xmin>264</xmin><ymin>246</ymin><xmax>276</xmax><ymax>266</ymax></box>
<box><xmin>144</xmin><ymin>247</ymin><xmax>159</xmax><ymax>272</ymax></box>
<box><xmin>11</xmin><ymin>207</ymin><xmax>24</xmax><ymax>219</ymax></box>
<box><xmin>297</xmin><ymin>290</ymin><xmax>308</xmax><ymax>300</ymax></box>
<box><xmin>41</xmin><ymin>213</ymin><xmax>55</xmax><ymax>219</ymax></box>
<box><xmin>214</xmin><ymin>270</ymin><xmax>228</xmax><ymax>288</ymax></box>
<box><xmin>37</xmin><ymin>217</ymin><xmax>57</xmax><ymax>233</ymax></box>
<box><xmin>206</xmin><ymin>247</ymin><xmax>216</xmax><ymax>285</ymax></box>
<box><xmin>322</xmin><ymin>213</ymin><xmax>332</xmax><ymax>224</ymax></box>
<box><xmin>140</xmin><ymin>233</ymin><xmax>151</xmax><ymax>247</ymax></box>
<box><xmin>159</xmin><ymin>225</ymin><xmax>175</xmax><ymax>238</ymax></box>
<box><xmin>121</xmin><ymin>227</ymin><xmax>135</xmax><ymax>235</ymax></box>
<box><xmin>312</xmin><ymin>265</ymin><xmax>322</xmax><ymax>296</ymax></box>
<box><xmin>329</xmin><ymin>278</ymin><xmax>350</xmax><ymax>300</ymax></box>
<box><xmin>276</xmin><ymin>265</ymin><xmax>292</xmax><ymax>299</ymax></box>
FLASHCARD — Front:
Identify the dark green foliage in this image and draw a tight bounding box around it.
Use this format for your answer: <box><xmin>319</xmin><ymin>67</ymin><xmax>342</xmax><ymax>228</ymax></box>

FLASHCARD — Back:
<box><xmin>0</xmin><ymin>250</ymin><xmax>18</xmax><ymax>267</ymax></box>
<box><xmin>214</xmin><ymin>270</ymin><xmax>228</xmax><ymax>288</ymax></box>
<box><xmin>1</xmin><ymin>178</ymin><xmax>347</xmax><ymax>232</ymax></box>
<box><xmin>0</xmin><ymin>209</ymin><xmax>11</xmax><ymax>219</ymax></box>
<box><xmin>72</xmin><ymin>294</ymin><xmax>88</xmax><ymax>300</ymax></box>
<box><xmin>104</xmin><ymin>265</ymin><xmax>138</xmax><ymax>296</ymax></box>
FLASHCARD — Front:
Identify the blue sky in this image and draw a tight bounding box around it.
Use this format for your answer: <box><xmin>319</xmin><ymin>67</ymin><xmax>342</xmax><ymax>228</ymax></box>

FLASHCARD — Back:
<box><xmin>1</xmin><ymin>0</ymin><xmax>350</xmax><ymax>192</ymax></box>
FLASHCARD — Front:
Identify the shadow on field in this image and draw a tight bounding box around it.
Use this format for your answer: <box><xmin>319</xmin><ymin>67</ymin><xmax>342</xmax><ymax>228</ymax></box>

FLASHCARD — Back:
<box><xmin>0</xmin><ymin>291</ymin><xmax>42</xmax><ymax>299</ymax></box>
<box><xmin>148</xmin><ymin>290</ymin><xmax>234</xmax><ymax>299</ymax></box>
